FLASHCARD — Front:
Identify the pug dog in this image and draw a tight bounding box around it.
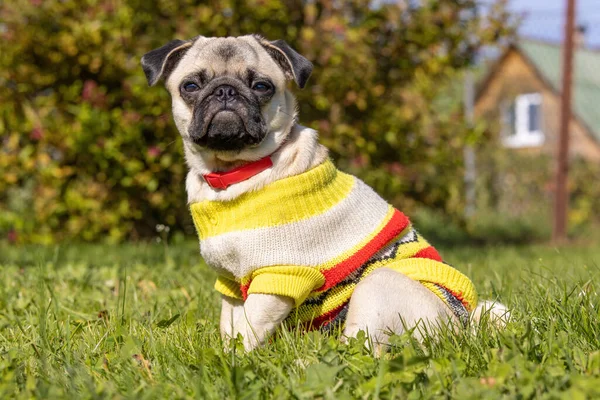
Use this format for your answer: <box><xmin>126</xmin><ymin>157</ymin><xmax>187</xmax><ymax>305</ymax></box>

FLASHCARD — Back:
<box><xmin>141</xmin><ymin>35</ymin><xmax>508</xmax><ymax>353</ymax></box>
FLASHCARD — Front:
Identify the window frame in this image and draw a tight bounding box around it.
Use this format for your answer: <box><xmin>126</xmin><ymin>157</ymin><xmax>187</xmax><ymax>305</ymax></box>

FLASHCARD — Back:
<box><xmin>502</xmin><ymin>93</ymin><xmax>545</xmax><ymax>148</ymax></box>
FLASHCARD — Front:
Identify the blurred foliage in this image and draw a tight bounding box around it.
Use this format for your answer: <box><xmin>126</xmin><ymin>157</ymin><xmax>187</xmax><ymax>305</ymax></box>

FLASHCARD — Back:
<box><xmin>477</xmin><ymin>151</ymin><xmax>600</xmax><ymax>242</ymax></box>
<box><xmin>415</xmin><ymin>144</ymin><xmax>557</xmax><ymax>246</ymax></box>
<box><xmin>414</xmin><ymin>151</ymin><xmax>600</xmax><ymax>246</ymax></box>
<box><xmin>413</xmin><ymin>207</ymin><xmax>550</xmax><ymax>246</ymax></box>
<box><xmin>0</xmin><ymin>0</ymin><xmax>515</xmax><ymax>243</ymax></box>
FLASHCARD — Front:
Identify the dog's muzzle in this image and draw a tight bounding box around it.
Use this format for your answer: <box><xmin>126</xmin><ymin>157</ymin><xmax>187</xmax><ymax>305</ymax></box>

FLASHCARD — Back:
<box><xmin>188</xmin><ymin>82</ymin><xmax>267</xmax><ymax>151</ymax></box>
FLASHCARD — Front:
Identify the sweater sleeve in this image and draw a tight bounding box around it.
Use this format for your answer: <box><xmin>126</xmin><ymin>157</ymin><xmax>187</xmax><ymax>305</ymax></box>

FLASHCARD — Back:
<box><xmin>215</xmin><ymin>276</ymin><xmax>243</xmax><ymax>299</ymax></box>
<box><xmin>247</xmin><ymin>266</ymin><xmax>326</xmax><ymax>307</ymax></box>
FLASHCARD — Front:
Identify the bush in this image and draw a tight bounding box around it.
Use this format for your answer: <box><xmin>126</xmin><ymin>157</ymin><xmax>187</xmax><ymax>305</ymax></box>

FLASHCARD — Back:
<box><xmin>411</xmin><ymin>206</ymin><xmax>549</xmax><ymax>247</ymax></box>
<box><xmin>466</xmin><ymin>209</ymin><xmax>550</xmax><ymax>244</ymax></box>
<box><xmin>411</xmin><ymin>208</ymin><xmax>471</xmax><ymax>246</ymax></box>
<box><xmin>472</xmin><ymin>150</ymin><xmax>600</xmax><ymax>242</ymax></box>
<box><xmin>412</xmin><ymin>149</ymin><xmax>600</xmax><ymax>246</ymax></box>
<box><xmin>0</xmin><ymin>0</ymin><xmax>513</xmax><ymax>243</ymax></box>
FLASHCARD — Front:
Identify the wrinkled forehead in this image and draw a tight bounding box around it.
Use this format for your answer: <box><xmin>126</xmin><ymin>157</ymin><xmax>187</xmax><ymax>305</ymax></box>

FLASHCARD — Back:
<box><xmin>167</xmin><ymin>36</ymin><xmax>284</xmax><ymax>89</ymax></box>
<box><xmin>201</xmin><ymin>38</ymin><xmax>260</xmax><ymax>72</ymax></box>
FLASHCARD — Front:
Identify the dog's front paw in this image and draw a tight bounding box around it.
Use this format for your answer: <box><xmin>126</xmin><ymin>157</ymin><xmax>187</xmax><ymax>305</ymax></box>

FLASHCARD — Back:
<box><xmin>221</xmin><ymin>320</ymin><xmax>265</xmax><ymax>352</ymax></box>
<box><xmin>236</xmin><ymin>321</ymin><xmax>264</xmax><ymax>352</ymax></box>
<box><xmin>472</xmin><ymin>300</ymin><xmax>510</xmax><ymax>328</ymax></box>
<box><xmin>241</xmin><ymin>333</ymin><xmax>261</xmax><ymax>352</ymax></box>
<box><xmin>221</xmin><ymin>332</ymin><xmax>258</xmax><ymax>353</ymax></box>
<box><xmin>221</xmin><ymin>333</ymin><xmax>235</xmax><ymax>353</ymax></box>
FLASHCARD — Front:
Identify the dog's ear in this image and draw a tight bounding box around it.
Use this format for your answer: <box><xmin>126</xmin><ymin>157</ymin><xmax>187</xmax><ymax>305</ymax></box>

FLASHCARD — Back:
<box><xmin>141</xmin><ymin>40</ymin><xmax>193</xmax><ymax>86</ymax></box>
<box><xmin>255</xmin><ymin>36</ymin><xmax>313</xmax><ymax>89</ymax></box>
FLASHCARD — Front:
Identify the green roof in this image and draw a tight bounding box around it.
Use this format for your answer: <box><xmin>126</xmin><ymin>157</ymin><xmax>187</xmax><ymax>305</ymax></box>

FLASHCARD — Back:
<box><xmin>518</xmin><ymin>40</ymin><xmax>600</xmax><ymax>142</ymax></box>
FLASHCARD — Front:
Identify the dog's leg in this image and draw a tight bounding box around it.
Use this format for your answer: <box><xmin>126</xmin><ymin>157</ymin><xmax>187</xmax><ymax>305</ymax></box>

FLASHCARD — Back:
<box><xmin>220</xmin><ymin>296</ymin><xmax>245</xmax><ymax>342</ymax></box>
<box><xmin>230</xmin><ymin>293</ymin><xmax>294</xmax><ymax>351</ymax></box>
<box><xmin>472</xmin><ymin>300</ymin><xmax>510</xmax><ymax>327</ymax></box>
<box><xmin>343</xmin><ymin>268</ymin><xmax>454</xmax><ymax>354</ymax></box>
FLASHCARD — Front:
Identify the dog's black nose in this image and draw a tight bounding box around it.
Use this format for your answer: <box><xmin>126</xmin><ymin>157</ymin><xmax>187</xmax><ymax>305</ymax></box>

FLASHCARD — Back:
<box><xmin>214</xmin><ymin>85</ymin><xmax>238</xmax><ymax>102</ymax></box>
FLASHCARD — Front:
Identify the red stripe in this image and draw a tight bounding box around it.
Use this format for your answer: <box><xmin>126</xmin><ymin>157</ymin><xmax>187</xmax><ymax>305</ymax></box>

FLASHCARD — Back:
<box><xmin>412</xmin><ymin>246</ymin><xmax>442</xmax><ymax>262</ymax></box>
<box><xmin>318</xmin><ymin>209</ymin><xmax>409</xmax><ymax>291</ymax></box>
<box><xmin>241</xmin><ymin>284</ymin><xmax>250</xmax><ymax>300</ymax></box>
<box><xmin>304</xmin><ymin>302</ymin><xmax>348</xmax><ymax>331</ymax></box>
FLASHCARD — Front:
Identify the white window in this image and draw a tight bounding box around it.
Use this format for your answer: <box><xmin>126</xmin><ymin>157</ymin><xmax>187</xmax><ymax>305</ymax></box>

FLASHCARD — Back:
<box><xmin>502</xmin><ymin>93</ymin><xmax>544</xmax><ymax>148</ymax></box>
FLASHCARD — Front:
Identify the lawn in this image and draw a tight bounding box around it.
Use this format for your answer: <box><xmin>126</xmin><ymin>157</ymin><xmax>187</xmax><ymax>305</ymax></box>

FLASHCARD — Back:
<box><xmin>1</xmin><ymin>240</ymin><xmax>600</xmax><ymax>399</ymax></box>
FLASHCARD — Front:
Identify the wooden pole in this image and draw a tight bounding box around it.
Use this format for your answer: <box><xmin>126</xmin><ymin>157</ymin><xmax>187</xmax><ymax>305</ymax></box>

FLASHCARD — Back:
<box><xmin>553</xmin><ymin>0</ymin><xmax>576</xmax><ymax>243</ymax></box>
<box><xmin>464</xmin><ymin>70</ymin><xmax>476</xmax><ymax>218</ymax></box>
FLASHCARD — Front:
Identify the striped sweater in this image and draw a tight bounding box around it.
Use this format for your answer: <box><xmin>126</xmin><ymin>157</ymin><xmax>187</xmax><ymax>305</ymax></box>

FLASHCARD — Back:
<box><xmin>191</xmin><ymin>160</ymin><xmax>477</xmax><ymax>330</ymax></box>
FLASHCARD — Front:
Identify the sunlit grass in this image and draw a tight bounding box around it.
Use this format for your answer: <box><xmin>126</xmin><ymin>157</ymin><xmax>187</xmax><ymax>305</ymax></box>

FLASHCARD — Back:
<box><xmin>1</xmin><ymin>241</ymin><xmax>599</xmax><ymax>398</ymax></box>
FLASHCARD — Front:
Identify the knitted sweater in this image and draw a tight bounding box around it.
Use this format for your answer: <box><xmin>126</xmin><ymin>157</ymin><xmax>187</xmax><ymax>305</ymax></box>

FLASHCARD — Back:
<box><xmin>190</xmin><ymin>160</ymin><xmax>477</xmax><ymax>330</ymax></box>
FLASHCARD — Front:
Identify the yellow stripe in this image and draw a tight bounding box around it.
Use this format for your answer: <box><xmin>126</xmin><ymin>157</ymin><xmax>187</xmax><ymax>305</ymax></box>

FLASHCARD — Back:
<box><xmin>214</xmin><ymin>276</ymin><xmax>243</xmax><ymax>299</ymax></box>
<box><xmin>390</xmin><ymin>235</ymin><xmax>431</xmax><ymax>260</ymax></box>
<box><xmin>190</xmin><ymin>160</ymin><xmax>355</xmax><ymax>239</ymax></box>
<box><xmin>247</xmin><ymin>266</ymin><xmax>325</xmax><ymax>306</ymax></box>
<box><xmin>383</xmin><ymin>258</ymin><xmax>478</xmax><ymax>311</ymax></box>
<box><xmin>295</xmin><ymin>283</ymin><xmax>356</xmax><ymax>323</ymax></box>
<box><xmin>421</xmin><ymin>282</ymin><xmax>446</xmax><ymax>302</ymax></box>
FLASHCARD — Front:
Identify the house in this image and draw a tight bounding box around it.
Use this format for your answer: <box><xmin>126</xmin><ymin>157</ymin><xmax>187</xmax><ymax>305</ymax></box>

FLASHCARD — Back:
<box><xmin>474</xmin><ymin>38</ymin><xmax>600</xmax><ymax>161</ymax></box>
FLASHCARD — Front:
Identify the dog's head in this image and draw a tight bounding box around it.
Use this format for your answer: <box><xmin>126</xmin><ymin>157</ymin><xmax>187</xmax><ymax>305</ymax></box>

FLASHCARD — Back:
<box><xmin>141</xmin><ymin>35</ymin><xmax>312</xmax><ymax>165</ymax></box>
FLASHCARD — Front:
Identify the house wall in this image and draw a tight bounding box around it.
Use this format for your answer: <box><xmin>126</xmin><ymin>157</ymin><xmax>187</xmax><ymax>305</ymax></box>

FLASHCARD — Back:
<box><xmin>475</xmin><ymin>50</ymin><xmax>600</xmax><ymax>161</ymax></box>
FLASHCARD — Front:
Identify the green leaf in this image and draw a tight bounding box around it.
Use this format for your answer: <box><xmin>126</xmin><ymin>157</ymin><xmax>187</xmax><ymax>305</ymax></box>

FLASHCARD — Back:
<box><xmin>156</xmin><ymin>313</ymin><xmax>180</xmax><ymax>328</ymax></box>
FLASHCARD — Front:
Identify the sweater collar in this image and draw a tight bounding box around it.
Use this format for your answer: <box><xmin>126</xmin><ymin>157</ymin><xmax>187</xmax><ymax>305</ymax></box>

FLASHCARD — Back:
<box><xmin>203</xmin><ymin>155</ymin><xmax>273</xmax><ymax>190</ymax></box>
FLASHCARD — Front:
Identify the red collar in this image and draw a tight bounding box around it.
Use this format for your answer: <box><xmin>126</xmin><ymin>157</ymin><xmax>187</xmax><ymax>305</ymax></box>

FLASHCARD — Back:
<box><xmin>203</xmin><ymin>156</ymin><xmax>274</xmax><ymax>190</ymax></box>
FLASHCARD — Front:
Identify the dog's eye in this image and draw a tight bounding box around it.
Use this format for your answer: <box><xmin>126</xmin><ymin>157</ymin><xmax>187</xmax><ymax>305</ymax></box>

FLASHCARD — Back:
<box><xmin>182</xmin><ymin>82</ymin><xmax>200</xmax><ymax>92</ymax></box>
<box><xmin>252</xmin><ymin>82</ymin><xmax>271</xmax><ymax>93</ymax></box>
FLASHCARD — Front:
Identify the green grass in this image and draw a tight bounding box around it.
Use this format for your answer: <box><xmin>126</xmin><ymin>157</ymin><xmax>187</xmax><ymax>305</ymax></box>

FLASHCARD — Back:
<box><xmin>1</xmin><ymin>240</ymin><xmax>600</xmax><ymax>399</ymax></box>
